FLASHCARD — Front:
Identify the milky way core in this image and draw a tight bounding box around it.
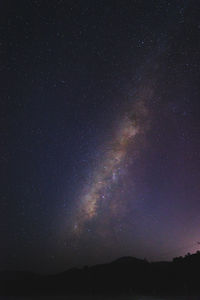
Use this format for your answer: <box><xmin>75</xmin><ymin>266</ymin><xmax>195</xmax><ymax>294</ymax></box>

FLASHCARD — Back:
<box><xmin>72</xmin><ymin>86</ymin><xmax>152</xmax><ymax>235</ymax></box>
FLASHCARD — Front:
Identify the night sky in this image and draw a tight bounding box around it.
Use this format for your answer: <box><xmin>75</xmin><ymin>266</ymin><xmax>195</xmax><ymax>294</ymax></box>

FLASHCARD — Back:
<box><xmin>2</xmin><ymin>0</ymin><xmax>200</xmax><ymax>273</ymax></box>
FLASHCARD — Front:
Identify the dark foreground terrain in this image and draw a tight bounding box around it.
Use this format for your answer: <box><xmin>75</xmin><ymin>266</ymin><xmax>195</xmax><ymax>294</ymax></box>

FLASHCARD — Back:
<box><xmin>1</xmin><ymin>296</ymin><xmax>200</xmax><ymax>300</ymax></box>
<box><xmin>1</xmin><ymin>252</ymin><xmax>200</xmax><ymax>297</ymax></box>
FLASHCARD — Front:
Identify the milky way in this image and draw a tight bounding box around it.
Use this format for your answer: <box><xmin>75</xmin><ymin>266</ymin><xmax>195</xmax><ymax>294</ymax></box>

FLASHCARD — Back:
<box><xmin>72</xmin><ymin>85</ymin><xmax>152</xmax><ymax>235</ymax></box>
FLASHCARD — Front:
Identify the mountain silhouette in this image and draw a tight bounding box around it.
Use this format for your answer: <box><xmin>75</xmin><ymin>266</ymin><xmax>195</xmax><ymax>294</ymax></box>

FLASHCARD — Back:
<box><xmin>1</xmin><ymin>251</ymin><xmax>200</xmax><ymax>296</ymax></box>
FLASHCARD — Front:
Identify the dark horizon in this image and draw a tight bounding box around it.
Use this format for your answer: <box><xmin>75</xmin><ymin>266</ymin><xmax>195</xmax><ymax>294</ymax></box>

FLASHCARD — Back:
<box><xmin>2</xmin><ymin>250</ymin><xmax>200</xmax><ymax>276</ymax></box>
<box><xmin>2</xmin><ymin>251</ymin><xmax>200</xmax><ymax>297</ymax></box>
<box><xmin>2</xmin><ymin>0</ymin><xmax>200</xmax><ymax>274</ymax></box>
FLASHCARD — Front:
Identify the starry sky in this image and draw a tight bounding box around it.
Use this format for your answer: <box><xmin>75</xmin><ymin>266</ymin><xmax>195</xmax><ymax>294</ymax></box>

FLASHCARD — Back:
<box><xmin>2</xmin><ymin>0</ymin><xmax>200</xmax><ymax>273</ymax></box>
